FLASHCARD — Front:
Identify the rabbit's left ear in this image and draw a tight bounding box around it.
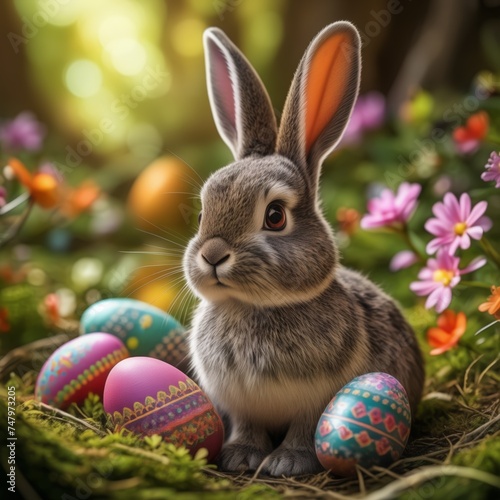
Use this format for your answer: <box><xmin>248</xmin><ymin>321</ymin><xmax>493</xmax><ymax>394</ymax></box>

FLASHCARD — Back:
<box><xmin>277</xmin><ymin>22</ymin><xmax>361</xmax><ymax>186</ymax></box>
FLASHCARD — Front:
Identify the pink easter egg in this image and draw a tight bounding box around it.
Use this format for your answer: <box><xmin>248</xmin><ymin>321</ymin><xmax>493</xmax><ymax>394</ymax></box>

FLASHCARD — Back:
<box><xmin>35</xmin><ymin>333</ymin><xmax>129</xmax><ymax>410</ymax></box>
<box><xmin>104</xmin><ymin>357</ymin><xmax>224</xmax><ymax>462</ymax></box>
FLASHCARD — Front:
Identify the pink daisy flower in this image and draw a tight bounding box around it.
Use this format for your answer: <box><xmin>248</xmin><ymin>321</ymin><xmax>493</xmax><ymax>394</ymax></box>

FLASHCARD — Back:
<box><xmin>410</xmin><ymin>250</ymin><xmax>486</xmax><ymax>313</ymax></box>
<box><xmin>425</xmin><ymin>193</ymin><xmax>492</xmax><ymax>256</ymax></box>
<box><xmin>361</xmin><ymin>183</ymin><xmax>421</xmax><ymax>229</ymax></box>
<box><xmin>481</xmin><ymin>151</ymin><xmax>500</xmax><ymax>188</ymax></box>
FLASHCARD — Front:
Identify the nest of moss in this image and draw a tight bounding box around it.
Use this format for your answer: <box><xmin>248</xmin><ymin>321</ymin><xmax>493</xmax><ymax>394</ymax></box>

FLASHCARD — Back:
<box><xmin>1</xmin><ymin>332</ymin><xmax>499</xmax><ymax>500</ymax></box>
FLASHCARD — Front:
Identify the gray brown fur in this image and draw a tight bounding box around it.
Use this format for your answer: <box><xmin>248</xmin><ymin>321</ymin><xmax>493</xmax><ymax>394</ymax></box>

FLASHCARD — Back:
<box><xmin>183</xmin><ymin>22</ymin><xmax>424</xmax><ymax>477</ymax></box>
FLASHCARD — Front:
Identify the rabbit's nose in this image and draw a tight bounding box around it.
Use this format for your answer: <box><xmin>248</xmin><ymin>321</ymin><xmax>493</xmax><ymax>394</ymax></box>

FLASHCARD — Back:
<box><xmin>200</xmin><ymin>237</ymin><xmax>231</xmax><ymax>267</ymax></box>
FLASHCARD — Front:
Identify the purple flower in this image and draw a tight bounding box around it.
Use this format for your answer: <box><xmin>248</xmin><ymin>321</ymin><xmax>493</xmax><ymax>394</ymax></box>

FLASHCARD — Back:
<box><xmin>342</xmin><ymin>91</ymin><xmax>385</xmax><ymax>145</ymax></box>
<box><xmin>410</xmin><ymin>250</ymin><xmax>486</xmax><ymax>313</ymax></box>
<box><xmin>425</xmin><ymin>193</ymin><xmax>492</xmax><ymax>256</ymax></box>
<box><xmin>390</xmin><ymin>250</ymin><xmax>419</xmax><ymax>272</ymax></box>
<box><xmin>0</xmin><ymin>186</ymin><xmax>6</xmax><ymax>208</ymax></box>
<box><xmin>361</xmin><ymin>182</ymin><xmax>421</xmax><ymax>229</ymax></box>
<box><xmin>481</xmin><ymin>151</ymin><xmax>500</xmax><ymax>188</ymax></box>
<box><xmin>0</xmin><ymin>112</ymin><xmax>46</xmax><ymax>152</ymax></box>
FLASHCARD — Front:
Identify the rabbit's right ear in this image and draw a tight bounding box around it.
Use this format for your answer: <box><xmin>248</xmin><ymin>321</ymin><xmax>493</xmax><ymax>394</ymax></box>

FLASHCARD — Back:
<box><xmin>204</xmin><ymin>28</ymin><xmax>277</xmax><ymax>160</ymax></box>
<box><xmin>277</xmin><ymin>22</ymin><xmax>361</xmax><ymax>190</ymax></box>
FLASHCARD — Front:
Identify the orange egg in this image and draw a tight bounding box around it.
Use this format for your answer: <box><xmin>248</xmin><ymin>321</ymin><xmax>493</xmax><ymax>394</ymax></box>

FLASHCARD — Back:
<box><xmin>127</xmin><ymin>156</ymin><xmax>200</xmax><ymax>235</ymax></box>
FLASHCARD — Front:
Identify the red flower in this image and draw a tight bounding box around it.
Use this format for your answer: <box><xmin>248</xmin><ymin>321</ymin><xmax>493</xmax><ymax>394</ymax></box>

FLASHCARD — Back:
<box><xmin>452</xmin><ymin>111</ymin><xmax>489</xmax><ymax>154</ymax></box>
<box><xmin>427</xmin><ymin>310</ymin><xmax>467</xmax><ymax>355</ymax></box>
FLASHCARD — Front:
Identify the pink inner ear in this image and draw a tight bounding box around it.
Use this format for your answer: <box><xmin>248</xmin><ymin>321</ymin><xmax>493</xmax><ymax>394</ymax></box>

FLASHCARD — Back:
<box><xmin>211</xmin><ymin>44</ymin><xmax>236</xmax><ymax>131</ymax></box>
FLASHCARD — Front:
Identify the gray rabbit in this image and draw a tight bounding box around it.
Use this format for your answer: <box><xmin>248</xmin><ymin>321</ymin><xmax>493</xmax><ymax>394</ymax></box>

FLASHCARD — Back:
<box><xmin>183</xmin><ymin>21</ymin><xmax>424</xmax><ymax>476</ymax></box>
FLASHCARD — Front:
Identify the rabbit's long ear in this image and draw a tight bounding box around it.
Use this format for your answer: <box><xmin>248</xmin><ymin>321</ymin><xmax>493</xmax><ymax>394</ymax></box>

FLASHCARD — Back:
<box><xmin>277</xmin><ymin>22</ymin><xmax>360</xmax><ymax>186</ymax></box>
<box><xmin>204</xmin><ymin>28</ymin><xmax>277</xmax><ymax>160</ymax></box>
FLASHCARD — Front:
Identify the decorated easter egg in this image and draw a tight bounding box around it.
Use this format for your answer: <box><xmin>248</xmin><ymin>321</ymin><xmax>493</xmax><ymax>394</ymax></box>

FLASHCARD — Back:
<box><xmin>80</xmin><ymin>298</ymin><xmax>188</xmax><ymax>369</ymax></box>
<box><xmin>103</xmin><ymin>357</ymin><xmax>224</xmax><ymax>461</ymax></box>
<box><xmin>35</xmin><ymin>333</ymin><xmax>129</xmax><ymax>410</ymax></box>
<box><xmin>315</xmin><ymin>372</ymin><xmax>411</xmax><ymax>476</ymax></box>
<box><xmin>127</xmin><ymin>156</ymin><xmax>199</xmax><ymax>234</ymax></box>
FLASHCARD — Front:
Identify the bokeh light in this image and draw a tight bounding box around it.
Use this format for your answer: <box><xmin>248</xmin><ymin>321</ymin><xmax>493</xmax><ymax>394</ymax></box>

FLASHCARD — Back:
<box><xmin>65</xmin><ymin>59</ymin><xmax>103</xmax><ymax>98</ymax></box>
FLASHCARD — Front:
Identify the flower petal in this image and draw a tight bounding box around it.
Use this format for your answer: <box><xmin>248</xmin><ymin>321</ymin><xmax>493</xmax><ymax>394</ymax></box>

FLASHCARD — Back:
<box><xmin>448</xmin><ymin>237</ymin><xmax>462</xmax><ymax>256</ymax></box>
<box><xmin>466</xmin><ymin>226</ymin><xmax>484</xmax><ymax>240</ymax></box>
<box><xmin>432</xmin><ymin>201</ymin><xmax>451</xmax><ymax>221</ymax></box>
<box><xmin>459</xmin><ymin>193</ymin><xmax>471</xmax><ymax>221</ymax></box>
<box><xmin>466</xmin><ymin>200</ymin><xmax>487</xmax><ymax>225</ymax></box>
<box><xmin>410</xmin><ymin>280</ymin><xmax>438</xmax><ymax>296</ymax></box>
<box><xmin>427</xmin><ymin>327</ymin><xmax>451</xmax><ymax>347</ymax></box>
<box><xmin>390</xmin><ymin>250</ymin><xmax>418</xmax><ymax>272</ymax></box>
<box><xmin>434</xmin><ymin>287</ymin><xmax>452</xmax><ymax>313</ymax></box>
<box><xmin>458</xmin><ymin>233</ymin><xmax>471</xmax><ymax>251</ymax></box>
<box><xmin>425</xmin><ymin>218</ymin><xmax>450</xmax><ymax>236</ymax></box>
<box><xmin>443</xmin><ymin>192</ymin><xmax>460</xmax><ymax>222</ymax></box>
<box><xmin>478</xmin><ymin>216</ymin><xmax>493</xmax><ymax>232</ymax></box>
<box><xmin>461</xmin><ymin>257</ymin><xmax>487</xmax><ymax>275</ymax></box>
<box><xmin>454</xmin><ymin>312</ymin><xmax>467</xmax><ymax>336</ymax></box>
<box><xmin>430</xmin><ymin>342</ymin><xmax>456</xmax><ymax>356</ymax></box>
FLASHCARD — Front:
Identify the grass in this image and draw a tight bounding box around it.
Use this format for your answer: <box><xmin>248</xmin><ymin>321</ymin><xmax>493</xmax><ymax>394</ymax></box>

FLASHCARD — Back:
<box><xmin>0</xmin><ymin>326</ymin><xmax>499</xmax><ymax>500</ymax></box>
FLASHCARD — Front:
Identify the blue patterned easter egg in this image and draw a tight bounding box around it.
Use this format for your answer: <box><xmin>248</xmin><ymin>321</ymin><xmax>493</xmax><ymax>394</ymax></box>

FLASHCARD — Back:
<box><xmin>315</xmin><ymin>372</ymin><xmax>411</xmax><ymax>477</ymax></box>
<box><xmin>80</xmin><ymin>298</ymin><xmax>187</xmax><ymax>369</ymax></box>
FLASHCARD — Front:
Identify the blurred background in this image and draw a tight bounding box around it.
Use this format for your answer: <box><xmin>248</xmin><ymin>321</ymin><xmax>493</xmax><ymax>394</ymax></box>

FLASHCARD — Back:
<box><xmin>1</xmin><ymin>0</ymin><xmax>500</xmax><ymax>354</ymax></box>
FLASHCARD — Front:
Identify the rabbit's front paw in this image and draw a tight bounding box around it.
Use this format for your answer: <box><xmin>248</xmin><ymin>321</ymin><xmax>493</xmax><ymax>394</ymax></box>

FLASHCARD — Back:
<box><xmin>262</xmin><ymin>446</ymin><xmax>323</xmax><ymax>477</ymax></box>
<box><xmin>218</xmin><ymin>442</ymin><xmax>270</xmax><ymax>472</ymax></box>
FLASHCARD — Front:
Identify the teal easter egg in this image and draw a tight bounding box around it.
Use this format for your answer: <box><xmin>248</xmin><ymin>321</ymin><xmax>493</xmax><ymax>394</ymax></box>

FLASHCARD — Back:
<box><xmin>315</xmin><ymin>372</ymin><xmax>411</xmax><ymax>477</ymax></box>
<box><xmin>81</xmin><ymin>298</ymin><xmax>187</xmax><ymax>368</ymax></box>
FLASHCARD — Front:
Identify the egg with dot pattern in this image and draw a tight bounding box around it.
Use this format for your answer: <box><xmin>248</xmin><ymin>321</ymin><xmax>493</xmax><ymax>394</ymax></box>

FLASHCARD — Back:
<box><xmin>35</xmin><ymin>333</ymin><xmax>129</xmax><ymax>410</ymax></box>
<box><xmin>81</xmin><ymin>298</ymin><xmax>188</xmax><ymax>370</ymax></box>
<box><xmin>315</xmin><ymin>373</ymin><xmax>412</xmax><ymax>477</ymax></box>
<box><xmin>103</xmin><ymin>357</ymin><xmax>224</xmax><ymax>462</ymax></box>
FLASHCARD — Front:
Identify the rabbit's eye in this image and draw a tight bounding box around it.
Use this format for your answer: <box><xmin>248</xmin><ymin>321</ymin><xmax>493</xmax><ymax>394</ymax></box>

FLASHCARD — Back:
<box><xmin>264</xmin><ymin>203</ymin><xmax>286</xmax><ymax>231</ymax></box>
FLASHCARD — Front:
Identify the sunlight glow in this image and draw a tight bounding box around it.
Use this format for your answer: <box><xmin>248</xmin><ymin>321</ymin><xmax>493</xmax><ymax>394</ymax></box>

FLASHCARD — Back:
<box><xmin>105</xmin><ymin>38</ymin><xmax>148</xmax><ymax>75</ymax></box>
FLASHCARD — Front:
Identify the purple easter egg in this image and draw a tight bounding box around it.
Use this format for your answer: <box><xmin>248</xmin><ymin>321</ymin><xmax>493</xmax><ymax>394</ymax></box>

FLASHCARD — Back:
<box><xmin>315</xmin><ymin>372</ymin><xmax>412</xmax><ymax>477</ymax></box>
<box><xmin>35</xmin><ymin>333</ymin><xmax>129</xmax><ymax>410</ymax></box>
<box><xmin>103</xmin><ymin>357</ymin><xmax>224</xmax><ymax>462</ymax></box>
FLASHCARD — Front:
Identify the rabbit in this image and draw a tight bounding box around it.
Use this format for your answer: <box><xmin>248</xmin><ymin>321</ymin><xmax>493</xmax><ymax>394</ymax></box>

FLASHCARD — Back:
<box><xmin>183</xmin><ymin>21</ymin><xmax>425</xmax><ymax>477</ymax></box>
